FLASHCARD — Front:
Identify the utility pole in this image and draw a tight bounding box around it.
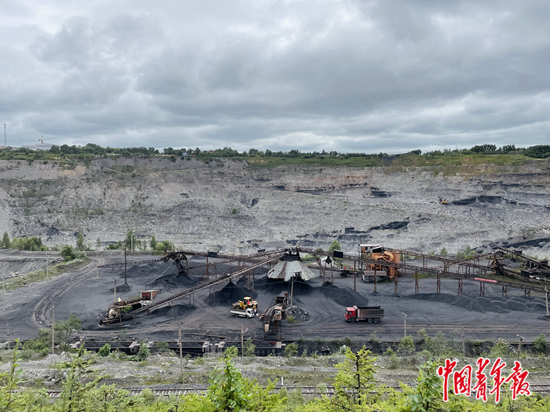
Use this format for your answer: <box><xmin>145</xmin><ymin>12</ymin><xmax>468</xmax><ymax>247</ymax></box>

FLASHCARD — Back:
<box><xmin>178</xmin><ymin>323</ymin><xmax>183</xmax><ymax>378</ymax></box>
<box><xmin>113</xmin><ymin>279</ymin><xmax>117</xmax><ymax>302</ymax></box>
<box><xmin>124</xmin><ymin>245</ymin><xmax>127</xmax><ymax>284</ymax></box>
<box><xmin>3</xmin><ymin>124</ymin><xmax>6</xmax><ymax>148</ymax></box>
<box><xmin>45</xmin><ymin>253</ymin><xmax>49</xmax><ymax>281</ymax></box>
<box><xmin>546</xmin><ymin>289</ymin><xmax>549</xmax><ymax>317</ymax></box>
<box><xmin>401</xmin><ymin>312</ymin><xmax>407</xmax><ymax>338</ymax></box>
<box><xmin>7</xmin><ymin>323</ymin><xmax>9</xmax><ymax>349</ymax></box>
<box><xmin>462</xmin><ymin>327</ymin><xmax>465</xmax><ymax>357</ymax></box>
<box><xmin>51</xmin><ymin>306</ymin><xmax>55</xmax><ymax>355</ymax></box>
<box><xmin>517</xmin><ymin>334</ymin><xmax>524</xmax><ymax>355</ymax></box>
<box><xmin>241</xmin><ymin>324</ymin><xmax>244</xmax><ymax>357</ymax></box>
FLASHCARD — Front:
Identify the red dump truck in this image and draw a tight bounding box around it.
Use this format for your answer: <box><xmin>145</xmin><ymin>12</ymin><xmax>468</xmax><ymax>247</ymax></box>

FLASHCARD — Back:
<box><xmin>345</xmin><ymin>306</ymin><xmax>384</xmax><ymax>323</ymax></box>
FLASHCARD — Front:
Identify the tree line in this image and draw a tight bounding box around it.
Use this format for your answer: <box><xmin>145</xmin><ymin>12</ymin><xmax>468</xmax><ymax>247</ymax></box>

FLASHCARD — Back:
<box><xmin>1</xmin><ymin>143</ymin><xmax>550</xmax><ymax>159</ymax></box>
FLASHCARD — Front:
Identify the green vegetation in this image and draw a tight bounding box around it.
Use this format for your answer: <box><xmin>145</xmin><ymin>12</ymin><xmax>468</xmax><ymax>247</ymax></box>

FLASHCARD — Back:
<box><xmin>284</xmin><ymin>342</ymin><xmax>299</xmax><ymax>358</ymax></box>
<box><xmin>2</xmin><ymin>257</ymin><xmax>89</xmax><ymax>291</ymax></box>
<box><xmin>2</xmin><ymin>341</ymin><xmax>550</xmax><ymax>411</ymax></box>
<box><xmin>456</xmin><ymin>246</ymin><xmax>477</xmax><ymax>260</ymax></box>
<box><xmin>1</xmin><ymin>143</ymin><xmax>549</xmax><ymax>172</ymax></box>
<box><xmin>1</xmin><ymin>235</ymin><xmax>47</xmax><ymax>251</ymax></box>
<box><xmin>398</xmin><ymin>335</ymin><xmax>415</xmax><ymax>355</ymax></box>
<box><xmin>98</xmin><ymin>343</ymin><xmax>111</xmax><ymax>357</ymax></box>
<box><xmin>328</xmin><ymin>240</ymin><xmax>342</xmax><ymax>253</ymax></box>
<box><xmin>534</xmin><ymin>334</ymin><xmax>547</xmax><ymax>354</ymax></box>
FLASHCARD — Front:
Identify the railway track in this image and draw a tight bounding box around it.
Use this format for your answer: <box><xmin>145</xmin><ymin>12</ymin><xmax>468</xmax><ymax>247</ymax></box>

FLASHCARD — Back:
<box><xmin>31</xmin><ymin>257</ymin><xmax>106</xmax><ymax>328</ymax></box>
<box><xmin>43</xmin><ymin>384</ymin><xmax>550</xmax><ymax>398</ymax></box>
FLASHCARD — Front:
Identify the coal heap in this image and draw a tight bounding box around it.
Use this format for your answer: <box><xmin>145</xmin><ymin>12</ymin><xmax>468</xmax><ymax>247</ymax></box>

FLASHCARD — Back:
<box><xmin>320</xmin><ymin>284</ymin><xmax>369</xmax><ymax>307</ymax></box>
<box><xmin>152</xmin><ymin>304</ymin><xmax>196</xmax><ymax>318</ymax></box>
<box><xmin>207</xmin><ymin>280</ymin><xmax>257</xmax><ymax>306</ymax></box>
<box><xmin>407</xmin><ymin>293</ymin><xmax>545</xmax><ymax>313</ymax></box>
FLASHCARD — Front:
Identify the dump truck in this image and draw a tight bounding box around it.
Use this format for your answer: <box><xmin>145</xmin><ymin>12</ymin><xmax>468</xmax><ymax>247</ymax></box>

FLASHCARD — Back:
<box><xmin>230</xmin><ymin>297</ymin><xmax>258</xmax><ymax>318</ymax></box>
<box><xmin>345</xmin><ymin>305</ymin><xmax>384</xmax><ymax>323</ymax></box>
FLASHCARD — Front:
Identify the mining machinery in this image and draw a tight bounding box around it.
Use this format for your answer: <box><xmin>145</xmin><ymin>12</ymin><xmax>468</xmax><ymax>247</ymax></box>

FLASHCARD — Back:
<box><xmin>360</xmin><ymin>244</ymin><xmax>401</xmax><ymax>279</ymax></box>
<box><xmin>230</xmin><ymin>297</ymin><xmax>258</xmax><ymax>318</ymax></box>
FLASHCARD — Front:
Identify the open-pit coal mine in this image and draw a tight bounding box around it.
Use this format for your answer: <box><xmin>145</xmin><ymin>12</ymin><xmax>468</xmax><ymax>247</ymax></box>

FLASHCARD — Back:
<box><xmin>1</xmin><ymin>156</ymin><xmax>550</xmax><ymax>352</ymax></box>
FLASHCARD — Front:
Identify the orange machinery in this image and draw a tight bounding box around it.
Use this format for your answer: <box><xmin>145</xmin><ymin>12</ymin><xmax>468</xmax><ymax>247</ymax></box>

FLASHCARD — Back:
<box><xmin>360</xmin><ymin>244</ymin><xmax>401</xmax><ymax>279</ymax></box>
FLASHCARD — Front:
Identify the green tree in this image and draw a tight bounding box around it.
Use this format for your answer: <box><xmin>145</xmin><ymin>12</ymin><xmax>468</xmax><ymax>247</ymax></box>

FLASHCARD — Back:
<box><xmin>399</xmin><ymin>335</ymin><xmax>415</xmax><ymax>355</ymax></box>
<box><xmin>207</xmin><ymin>354</ymin><xmax>251</xmax><ymax>411</ymax></box>
<box><xmin>328</xmin><ymin>240</ymin><xmax>342</xmax><ymax>253</ymax></box>
<box><xmin>0</xmin><ymin>341</ymin><xmax>24</xmax><ymax>411</ymax></box>
<box><xmin>1</xmin><ymin>232</ymin><xmax>10</xmax><ymax>248</ymax></box>
<box><xmin>407</xmin><ymin>358</ymin><xmax>442</xmax><ymax>412</ymax></box>
<box><xmin>225</xmin><ymin>346</ymin><xmax>239</xmax><ymax>359</ymax></box>
<box><xmin>534</xmin><ymin>334</ymin><xmax>547</xmax><ymax>354</ymax></box>
<box><xmin>150</xmin><ymin>235</ymin><xmax>158</xmax><ymax>250</ymax></box>
<box><xmin>55</xmin><ymin>313</ymin><xmax>82</xmax><ymax>351</ymax></box>
<box><xmin>61</xmin><ymin>244</ymin><xmax>76</xmax><ymax>261</ymax></box>
<box><xmin>76</xmin><ymin>232</ymin><xmax>85</xmax><ymax>251</ymax></box>
<box><xmin>96</xmin><ymin>237</ymin><xmax>101</xmax><ymax>249</ymax></box>
<box><xmin>98</xmin><ymin>343</ymin><xmax>111</xmax><ymax>357</ymax></box>
<box><xmin>332</xmin><ymin>346</ymin><xmax>378</xmax><ymax>410</ymax></box>
<box><xmin>136</xmin><ymin>341</ymin><xmax>150</xmax><ymax>361</ymax></box>
<box><xmin>284</xmin><ymin>342</ymin><xmax>298</xmax><ymax>358</ymax></box>
<box><xmin>125</xmin><ymin>229</ymin><xmax>137</xmax><ymax>252</ymax></box>
<box><xmin>244</xmin><ymin>338</ymin><xmax>256</xmax><ymax>357</ymax></box>
<box><xmin>439</xmin><ymin>247</ymin><xmax>448</xmax><ymax>256</ymax></box>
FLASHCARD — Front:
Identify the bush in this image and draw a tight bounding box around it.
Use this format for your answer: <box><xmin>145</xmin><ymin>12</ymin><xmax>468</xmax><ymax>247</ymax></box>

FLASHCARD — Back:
<box><xmin>98</xmin><ymin>343</ymin><xmax>111</xmax><ymax>357</ymax></box>
<box><xmin>136</xmin><ymin>341</ymin><xmax>150</xmax><ymax>361</ymax></box>
<box><xmin>284</xmin><ymin>343</ymin><xmax>298</xmax><ymax>358</ymax></box>
<box><xmin>369</xmin><ymin>332</ymin><xmax>380</xmax><ymax>346</ymax></box>
<box><xmin>399</xmin><ymin>336</ymin><xmax>415</xmax><ymax>355</ymax></box>
<box><xmin>61</xmin><ymin>244</ymin><xmax>76</xmax><ymax>261</ymax></box>
<box><xmin>225</xmin><ymin>346</ymin><xmax>239</xmax><ymax>359</ymax></box>
<box><xmin>156</xmin><ymin>341</ymin><xmax>169</xmax><ymax>353</ymax></box>
<box><xmin>243</xmin><ymin>338</ymin><xmax>255</xmax><ymax>357</ymax></box>
<box><xmin>534</xmin><ymin>334</ymin><xmax>547</xmax><ymax>354</ymax></box>
<box><xmin>489</xmin><ymin>338</ymin><xmax>513</xmax><ymax>358</ymax></box>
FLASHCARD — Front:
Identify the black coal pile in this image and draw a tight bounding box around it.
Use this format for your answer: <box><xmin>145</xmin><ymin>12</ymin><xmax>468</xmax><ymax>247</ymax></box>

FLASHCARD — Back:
<box><xmin>207</xmin><ymin>280</ymin><xmax>257</xmax><ymax>306</ymax></box>
<box><xmin>152</xmin><ymin>304</ymin><xmax>196</xmax><ymax>318</ymax></box>
<box><xmin>150</xmin><ymin>273</ymin><xmax>196</xmax><ymax>290</ymax></box>
<box><xmin>286</xmin><ymin>306</ymin><xmax>310</xmax><ymax>322</ymax></box>
<box><xmin>320</xmin><ymin>284</ymin><xmax>369</xmax><ymax>307</ymax></box>
<box><xmin>116</xmin><ymin>262</ymin><xmax>179</xmax><ymax>279</ymax></box>
<box><xmin>255</xmin><ymin>276</ymin><xmax>314</xmax><ymax>296</ymax></box>
<box><xmin>406</xmin><ymin>293</ymin><xmax>545</xmax><ymax>313</ymax></box>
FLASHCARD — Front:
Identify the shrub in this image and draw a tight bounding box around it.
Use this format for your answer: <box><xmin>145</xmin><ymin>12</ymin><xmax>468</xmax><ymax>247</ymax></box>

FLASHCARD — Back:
<box><xmin>225</xmin><ymin>346</ymin><xmax>239</xmax><ymax>359</ymax></box>
<box><xmin>243</xmin><ymin>338</ymin><xmax>255</xmax><ymax>357</ymax></box>
<box><xmin>369</xmin><ymin>332</ymin><xmax>380</xmax><ymax>345</ymax></box>
<box><xmin>489</xmin><ymin>338</ymin><xmax>513</xmax><ymax>358</ymax></box>
<box><xmin>98</xmin><ymin>343</ymin><xmax>111</xmax><ymax>357</ymax></box>
<box><xmin>534</xmin><ymin>334</ymin><xmax>547</xmax><ymax>354</ymax></box>
<box><xmin>284</xmin><ymin>343</ymin><xmax>298</xmax><ymax>358</ymax></box>
<box><xmin>136</xmin><ymin>341</ymin><xmax>150</xmax><ymax>361</ymax></box>
<box><xmin>399</xmin><ymin>336</ymin><xmax>415</xmax><ymax>355</ymax></box>
<box><xmin>61</xmin><ymin>244</ymin><xmax>76</xmax><ymax>261</ymax></box>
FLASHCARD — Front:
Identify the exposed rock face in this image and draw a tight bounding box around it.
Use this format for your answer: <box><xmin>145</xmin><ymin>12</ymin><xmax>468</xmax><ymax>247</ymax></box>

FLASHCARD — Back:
<box><xmin>0</xmin><ymin>157</ymin><xmax>549</xmax><ymax>256</ymax></box>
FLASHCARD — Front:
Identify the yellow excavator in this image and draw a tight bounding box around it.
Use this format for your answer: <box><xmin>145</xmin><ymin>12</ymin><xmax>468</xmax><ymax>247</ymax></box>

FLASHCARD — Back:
<box><xmin>230</xmin><ymin>297</ymin><xmax>258</xmax><ymax>318</ymax></box>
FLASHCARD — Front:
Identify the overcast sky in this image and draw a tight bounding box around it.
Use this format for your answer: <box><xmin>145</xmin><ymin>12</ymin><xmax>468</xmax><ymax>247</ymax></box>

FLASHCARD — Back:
<box><xmin>1</xmin><ymin>0</ymin><xmax>549</xmax><ymax>153</ymax></box>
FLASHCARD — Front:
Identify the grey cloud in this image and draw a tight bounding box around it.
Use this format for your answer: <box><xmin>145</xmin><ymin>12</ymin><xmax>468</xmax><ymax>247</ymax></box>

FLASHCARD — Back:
<box><xmin>0</xmin><ymin>0</ymin><xmax>549</xmax><ymax>152</ymax></box>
